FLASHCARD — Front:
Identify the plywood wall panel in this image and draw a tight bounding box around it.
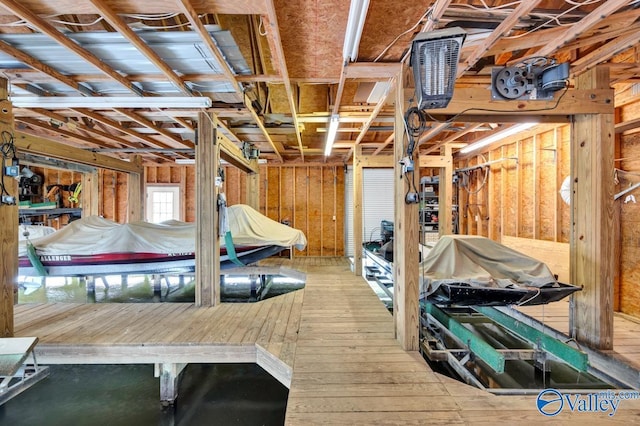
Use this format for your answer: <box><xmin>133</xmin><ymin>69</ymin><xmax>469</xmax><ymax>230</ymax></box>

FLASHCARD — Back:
<box><xmin>294</xmin><ymin>167</ymin><xmax>309</xmax><ymax>256</ymax></box>
<box><xmin>266</xmin><ymin>167</ymin><xmax>280</xmax><ymax>221</ymax></box>
<box><xmin>620</xmin><ymin>246</ymin><xmax>640</xmax><ymax>317</ymax></box>
<box><xmin>280</xmin><ymin>167</ymin><xmax>294</xmax><ymax>225</ymax></box>
<box><xmin>519</xmin><ymin>138</ymin><xmax>534</xmax><ymax>239</ymax></box>
<box><xmin>307</xmin><ymin>167</ymin><xmax>322</xmax><ymax>256</ymax></box>
<box><xmin>537</xmin><ymin>130</ymin><xmax>557</xmax><ymax>241</ymax></box>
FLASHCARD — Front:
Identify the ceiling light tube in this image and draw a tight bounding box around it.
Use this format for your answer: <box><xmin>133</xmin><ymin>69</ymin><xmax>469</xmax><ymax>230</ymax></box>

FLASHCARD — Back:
<box><xmin>343</xmin><ymin>0</ymin><xmax>370</xmax><ymax>62</ymax></box>
<box><xmin>11</xmin><ymin>96</ymin><xmax>213</xmax><ymax>109</ymax></box>
<box><xmin>460</xmin><ymin>123</ymin><xmax>536</xmax><ymax>154</ymax></box>
<box><xmin>324</xmin><ymin>114</ymin><xmax>340</xmax><ymax>156</ymax></box>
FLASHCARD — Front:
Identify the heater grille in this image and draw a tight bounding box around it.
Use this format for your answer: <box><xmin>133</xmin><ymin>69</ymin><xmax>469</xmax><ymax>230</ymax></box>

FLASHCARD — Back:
<box><xmin>410</xmin><ymin>28</ymin><xmax>465</xmax><ymax>110</ymax></box>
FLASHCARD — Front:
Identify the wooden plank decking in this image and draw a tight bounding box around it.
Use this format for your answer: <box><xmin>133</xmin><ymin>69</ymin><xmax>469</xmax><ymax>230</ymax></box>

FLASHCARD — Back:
<box><xmin>12</xmin><ymin>257</ymin><xmax>640</xmax><ymax>424</ymax></box>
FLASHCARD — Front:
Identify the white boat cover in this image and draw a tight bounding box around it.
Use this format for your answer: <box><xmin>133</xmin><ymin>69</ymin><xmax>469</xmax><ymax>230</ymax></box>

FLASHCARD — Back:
<box><xmin>18</xmin><ymin>204</ymin><xmax>307</xmax><ymax>256</ymax></box>
<box><xmin>420</xmin><ymin>235</ymin><xmax>558</xmax><ymax>300</ymax></box>
<box><xmin>18</xmin><ymin>224</ymin><xmax>56</xmax><ymax>241</ymax></box>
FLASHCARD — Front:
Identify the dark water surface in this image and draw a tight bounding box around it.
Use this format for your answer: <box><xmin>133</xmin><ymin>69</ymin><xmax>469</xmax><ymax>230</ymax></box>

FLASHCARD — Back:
<box><xmin>0</xmin><ymin>363</ymin><xmax>288</xmax><ymax>426</ymax></box>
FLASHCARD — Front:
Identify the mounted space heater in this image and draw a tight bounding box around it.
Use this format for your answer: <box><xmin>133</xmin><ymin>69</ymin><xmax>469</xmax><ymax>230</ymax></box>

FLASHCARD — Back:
<box><xmin>491</xmin><ymin>59</ymin><xmax>569</xmax><ymax>101</ymax></box>
<box><xmin>410</xmin><ymin>27</ymin><xmax>466</xmax><ymax>109</ymax></box>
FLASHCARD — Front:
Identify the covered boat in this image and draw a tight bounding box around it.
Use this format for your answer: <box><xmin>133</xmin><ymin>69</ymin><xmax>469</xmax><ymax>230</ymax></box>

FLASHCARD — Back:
<box><xmin>419</xmin><ymin>235</ymin><xmax>580</xmax><ymax>306</ymax></box>
<box><xmin>19</xmin><ymin>204</ymin><xmax>307</xmax><ymax>276</ymax></box>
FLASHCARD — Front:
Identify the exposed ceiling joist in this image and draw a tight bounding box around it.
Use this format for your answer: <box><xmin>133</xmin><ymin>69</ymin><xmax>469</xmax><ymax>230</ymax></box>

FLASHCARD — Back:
<box><xmin>88</xmin><ymin>0</ymin><xmax>194</xmax><ymax>96</ymax></box>
<box><xmin>458</xmin><ymin>0</ymin><xmax>542</xmax><ymax>77</ymax></box>
<box><xmin>0</xmin><ymin>0</ymin><xmax>144</xmax><ymax>95</ymax></box>
<box><xmin>113</xmin><ymin>108</ymin><xmax>194</xmax><ymax>149</ymax></box>
<box><xmin>176</xmin><ymin>0</ymin><xmax>283</xmax><ymax>162</ymax></box>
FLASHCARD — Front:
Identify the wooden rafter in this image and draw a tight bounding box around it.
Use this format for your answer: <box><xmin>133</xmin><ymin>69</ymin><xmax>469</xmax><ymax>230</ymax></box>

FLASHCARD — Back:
<box><xmin>423</xmin><ymin>123</ymin><xmax>484</xmax><ymax>155</ymax></box>
<box><xmin>417</xmin><ymin>122</ymin><xmax>450</xmax><ymax>147</ymax></box>
<box><xmin>571</xmin><ymin>31</ymin><xmax>640</xmax><ymax>76</ymax></box>
<box><xmin>457</xmin><ymin>0</ymin><xmax>543</xmax><ymax>77</ymax></box>
<box><xmin>263</xmin><ymin>1</ymin><xmax>304</xmax><ymax>160</ymax></box>
<box><xmin>113</xmin><ymin>108</ymin><xmax>194</xmax><ymax>149</ymax></box>
<box><xmin>526</xmin><ymin>0</ymin><xmax>631</xmax><ymax>60</ymax></box>
<box><xmin>0</xmin><ymin>0</ymin><xmax>144</xmax><ymax>95</ymax></box>
<box><xmin>176</xmin><ymin>0</ymin><xmax>283</xmax><ymax>162</ymax></box>
<box><xmin>88</xmin><ymin>0</ymin><xmax>194</xmax><ymax>96</ymax></box>
<box><xmin>27</xmin><ymin>108</ymin><xmax>175</xmax><ymax>162</ymax></box>
<box><xmin>70</xmin><ymin>108</ymin><xmax>191</xmax><ymax>158</ymax></box>
<box><xmin>0</xmin><ymin>40</ymin><xmax>96</xmax><ymax>95</ymax></box>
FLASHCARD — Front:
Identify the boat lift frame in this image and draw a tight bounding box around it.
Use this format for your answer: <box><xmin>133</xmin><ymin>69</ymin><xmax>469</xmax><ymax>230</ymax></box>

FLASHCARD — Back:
<box><xmin>0</xmin><ymin>337</ymin><xmax>50</xmax><ymax>405</ymax></box>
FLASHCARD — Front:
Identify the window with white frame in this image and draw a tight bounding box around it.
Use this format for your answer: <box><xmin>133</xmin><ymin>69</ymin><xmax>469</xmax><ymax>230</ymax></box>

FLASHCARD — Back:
<box><xmin>146</xmin><ymin>185</ymin><xmax>181</xmax><ymax>223</ymax></box>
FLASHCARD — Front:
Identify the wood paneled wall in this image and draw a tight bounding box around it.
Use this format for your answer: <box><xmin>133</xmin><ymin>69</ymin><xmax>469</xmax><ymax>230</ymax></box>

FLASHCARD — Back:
<box><xmin>94</xmin><ymin>164</ymin><xmax>345</xmax><ymax>257</ymax></box>
<box><xmin>458</xmin><ymin>121</ymin><xmax>640</xmax><ymax>320</ymax></box>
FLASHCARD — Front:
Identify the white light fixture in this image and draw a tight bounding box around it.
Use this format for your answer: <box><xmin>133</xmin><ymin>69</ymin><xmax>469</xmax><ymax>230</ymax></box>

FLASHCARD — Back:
<box><xmin>460</xmin><ymin>123</ymin><xmax>536</xmax><ymax>154</ymax></box>
<box><xmin>343</xmin><ymin>0</ymin><xmax>370</xmax><ymax>62</ymax></box>
<box><xmin>175</xmin><ymin>158</ymin><xmax>195</xmax><ymax>165</ymax></box>
<box><xmin>324</xmin><ymin>114</ymin><xmax>340</xmax><ymax>156</ymax></box>
<box><xmin>410</xmin><ymin>27</ymin><xmax>466</xmax><ymax>109</ymax></box>
<box><xmin>11</xmin><ymin>96</ymin><xmax>212</xmax><ymax>109</ymax></box>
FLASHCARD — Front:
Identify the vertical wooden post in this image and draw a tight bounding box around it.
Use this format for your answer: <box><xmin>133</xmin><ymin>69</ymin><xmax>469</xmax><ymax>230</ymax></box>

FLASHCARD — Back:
<box><xmin>353</xmin><ymin>145</ymin><xmax>363</xmax><ymax>276</ymax></box>
<box><xmin>439</xmin><ymin>145</ymin><xmax>453</xmax><ymax>235</ymax></box>
<box><xmin>570</xmin><ymin>66</ymin><xmax>615</xmax><ymax>350</ymax></box>
<box><xmin>246</xmin><ymin>161</ymin><xmax>260</xmax><ymax>210</ymax></box>
<box><xmin>393</xmin><ymin>75</ymin><xmax>419</xmax><ymax>351</ymax></box>
<box><xmin>127</xmin><ymin>154</ymin><xmax>144</xmax><ymax>222</ymax></box>
<box><xmin>0</xmin><ymin>78</ymin><xmax>16</xmax><ymax>336</ymax></box>
<box><xmin>81</xmin><ymin>169</ymin><xmax>99</xmax><ymax>217</ymax></box>
<box><xmin>195</xmin><ymin>111</ymin><xmax>220</xmax><ymax>307</ymax></box>
<box><xmin>613</xmin><ymin>108</ymin><xmax>622</xmax><ymax>312</ymax></box>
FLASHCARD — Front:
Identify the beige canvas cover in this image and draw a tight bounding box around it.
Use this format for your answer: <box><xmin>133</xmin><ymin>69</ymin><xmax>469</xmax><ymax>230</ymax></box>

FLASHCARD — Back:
<box><xmin>19</xmin><ymin>204</ymin><xmax>307</xmax><ymax>256</ymax></box>
<box><xmin>420</xmin><ymin>235</ymin><xmax>558</xmax><ymax>300</ymax></box>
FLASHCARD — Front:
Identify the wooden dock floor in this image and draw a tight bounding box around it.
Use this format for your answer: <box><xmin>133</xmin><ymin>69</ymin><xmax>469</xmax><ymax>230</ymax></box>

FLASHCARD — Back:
<box><xmin>12</xmin><ymin>257</ymin><xmax>640</xmax><ymax>424</ymax></box>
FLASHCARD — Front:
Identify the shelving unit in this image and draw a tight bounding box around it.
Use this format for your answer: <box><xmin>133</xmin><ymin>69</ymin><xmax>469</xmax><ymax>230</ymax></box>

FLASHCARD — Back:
<box><xmin>419</xmin><ymin>176</ymin><xmax>459</xmax><ymax>244</ymax></box>
<box><xmin>420</xmin><ymin>176</ymin><xmax>440</xmax><ymax>244</ymax></box>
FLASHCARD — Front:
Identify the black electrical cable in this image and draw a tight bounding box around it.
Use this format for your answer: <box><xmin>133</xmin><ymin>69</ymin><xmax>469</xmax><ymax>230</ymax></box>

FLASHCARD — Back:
<box><xmin>0</xmin><ymin>130</ymin><xmax>17</xmax><ymax>202</ymax></box>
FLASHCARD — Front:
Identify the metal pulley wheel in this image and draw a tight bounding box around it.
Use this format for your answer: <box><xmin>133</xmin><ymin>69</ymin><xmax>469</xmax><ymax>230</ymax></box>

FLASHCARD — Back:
<box><xmin>493</xmin><ymin>66</ymin><xmax>530</xmax><ymax>99</ymax></box>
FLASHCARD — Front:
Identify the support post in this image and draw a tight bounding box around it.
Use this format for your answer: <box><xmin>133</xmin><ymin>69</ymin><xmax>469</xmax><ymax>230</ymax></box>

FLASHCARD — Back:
<box><xmin>353</xmin><ymin>145</ymin><xmax>363</xmax><ymax>276</ymax></box>
<box><xmin>155</xmin><ymin>363</ymin><xmax>187</xmax><ymax>407</ymax></box>
<box><xmin>439</xmin><ymin>145</ymin><xmax>453</xmax><ymax>235</ymax></box>
<box><xmin>127</xmin><ymin>154</ymin><xmax>144</xmax><ymax>222</ymax></box>
<box><xmin>246</xmin><ymin>163</ymin><xmax>260</xmax><ymax>209</ymax></box>
<box><xmin>195</xmin><ymin>111</ymin><xmax>220</xmax><ymax>306</ymax></box>
<box><xmin>81</xmin><ymin>169</ymin><xmax>99</xmax><ymax>217</ymax></box>
<box><xmin>393</xmin><ymin>74</ymin><xmax>419</xmax><ymax>351</ymax></box>
<box><xmin>570</xmin><ymin>66</ymin><xmax>615</xmax><ymax>350</ymax></box>
<box><xmin>0</xmin><ymin>78</ymin><xmax>16</xmax><ymax>337</ymax></box>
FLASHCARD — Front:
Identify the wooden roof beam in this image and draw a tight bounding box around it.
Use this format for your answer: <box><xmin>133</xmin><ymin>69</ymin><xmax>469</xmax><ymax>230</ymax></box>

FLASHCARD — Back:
<box><xmin>113</xmin><ymin>108</ymin><xmax>194</xmax><ymax>149</ymax></box>
<box><xmin>0</xmin><ymin>40</ymin><xmax>96</xmax><ymax>96</ymax></box>
<box><xmin>571</xmin><ymin>31</ymin><xmax>640</xmax><ymax>77</ymax></box>
<box><xmin>417</xmin><ymin>122</ymin><xmax>450</xmax><ymax>147</ymax></box>
<box><xmin>177</xmin><ymin>0</ymin><xmax>283</xmax><ymax>162</ymax></box>
<box><xmin>457</xmin><ymin>0</ymin><xmax>542</xmax><ymax>77</ymax></box>
<box><xmin>14</xmin><ymin>131</ymin><xmax>144</xmax><ymax>174</ymax></box>
<box><xmin>88</xmin><ymin>0</ymin><xmax>193</xmax><ymax>96</ymax></box>
<box><xmin>422</xmin><ymin>123</ymin><xmax>484</xmax><ymax>155</ymax></box>
<box><xmin>71</xmin><ymin>108</ymin><xmax>191</xmax><ymax>158</ymax></box>
<box><xmin>0</xmin><ymin>0</ymin><xmax>144</xmax><ymax>95</ymax></box>
<box><xmin>523</xmin><ymin>0</ymin><xmax>631</xmax><ymax>61</ymax></box>
<box><xmin>28</xmin><ymin>108</ymin><xmax>175</xmax><ymax>162</ymax></box>
<box><xmin>263</xmin><ymin>1</ymin><xmax>304</xmax><ymax>160</ymax></box>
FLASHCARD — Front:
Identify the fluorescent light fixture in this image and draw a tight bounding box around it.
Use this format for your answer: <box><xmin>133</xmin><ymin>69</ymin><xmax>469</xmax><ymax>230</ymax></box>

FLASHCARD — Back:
<box><xmin>343</xmin><ymin>0</ymin><xmax>370</xmax><ymax>62</ymax></box>
<box><xmin>460</xmin><ymin>123</ymin><xmax>536</xmax><ymax>154</ymax></box>
<box><xmin>11</xmin><ymin>96</ymin><xmax>212</xmax><ymax>109</ymax></box>
<box><xmin>324</xmin><ymin>114</ymin><xmax>340</xmax><ymax>156</ymax></box>
<box><xmin>410</xmin><ymin>27</ymin><xmax>466</xmax><ymax>109</ymax></box>
<box><xmin>175</xmin><ymin>158</ymin><xmax>195</xmax><ymax>165</ymax></box>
